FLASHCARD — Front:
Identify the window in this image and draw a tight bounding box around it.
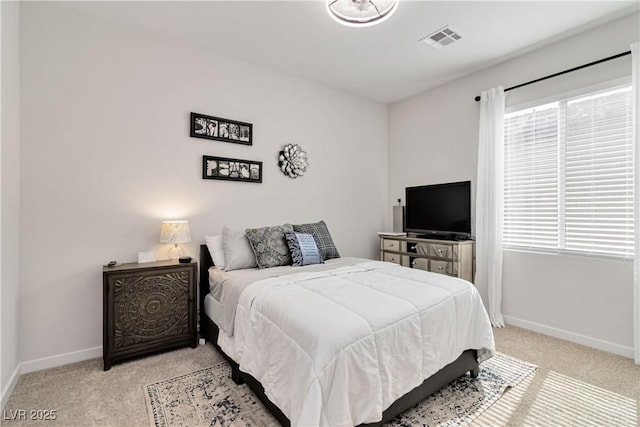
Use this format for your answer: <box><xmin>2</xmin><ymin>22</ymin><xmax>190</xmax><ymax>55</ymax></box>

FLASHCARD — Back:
<box><xmin>504</xmin><ymin>84</ymin><xmax>633</xmax><ymax>258</ymax></box>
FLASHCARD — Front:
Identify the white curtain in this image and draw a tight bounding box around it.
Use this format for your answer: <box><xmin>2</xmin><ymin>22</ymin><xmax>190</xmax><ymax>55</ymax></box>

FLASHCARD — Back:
<box><xmin>632</xmin><ymin>41</ymin><xmax>640</xmax><ymax>365</ymax></box>
<box><xmin>476</xmin><ymin>86</ymin><xmax>506</xmax><ymax>328</ymax></box>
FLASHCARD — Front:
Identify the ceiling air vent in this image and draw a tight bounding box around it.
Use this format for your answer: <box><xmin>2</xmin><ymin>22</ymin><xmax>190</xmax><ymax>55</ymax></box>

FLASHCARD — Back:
<box><xmin>420</xmin><ymin>26</ymin><xmax>462</xmax><ymax>49</ymax></box>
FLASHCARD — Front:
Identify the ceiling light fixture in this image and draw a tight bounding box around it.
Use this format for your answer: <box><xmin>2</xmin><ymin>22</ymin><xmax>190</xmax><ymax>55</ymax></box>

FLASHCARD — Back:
<box><xmin>327</xmin><ymin>0</ymin><xmax>399</xmax><ymax>27</ymax></box>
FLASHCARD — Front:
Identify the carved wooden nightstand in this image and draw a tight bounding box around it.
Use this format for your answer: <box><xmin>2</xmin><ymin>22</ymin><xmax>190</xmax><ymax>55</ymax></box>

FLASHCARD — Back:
<box><xmin>102</xmin><ymin>260</ymin><xmax>197</xmax><ymax>370</ymax></box>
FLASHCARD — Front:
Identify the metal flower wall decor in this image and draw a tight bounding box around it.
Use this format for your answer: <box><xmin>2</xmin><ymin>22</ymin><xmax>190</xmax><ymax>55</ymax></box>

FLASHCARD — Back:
<box><xmin>278</xmin><ymin>144</ymin><xmax>308</xmax><ymax>179</ymax></box>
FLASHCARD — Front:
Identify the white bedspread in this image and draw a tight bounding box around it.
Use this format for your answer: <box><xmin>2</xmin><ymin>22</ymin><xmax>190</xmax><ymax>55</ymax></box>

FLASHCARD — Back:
<box><xmin>227</xmin><ymin>259</ymin><xmax>495</xmax><ymax>427</ymax></box>
<box><xmin>210</xmin><ymin>257</ymin><xmax>376</xmax><ymax>336</ymax></box>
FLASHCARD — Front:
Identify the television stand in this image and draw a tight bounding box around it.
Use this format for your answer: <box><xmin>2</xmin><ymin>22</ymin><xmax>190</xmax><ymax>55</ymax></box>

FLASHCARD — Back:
<box><xmin>378</xmin><ymin>234</ymin><xmax>475</xmax><ymax>283</ymax></box>
<box><xmin>414</xmin><ymin>233</ymin><xmax>472</xmax><ymax>242</ymax></box>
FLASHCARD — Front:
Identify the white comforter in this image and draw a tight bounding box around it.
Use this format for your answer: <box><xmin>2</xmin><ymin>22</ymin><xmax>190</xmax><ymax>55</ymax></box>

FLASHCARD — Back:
<box><xmin>226</xmin><ymin>259</ymin><xmax>495</xmax><ymax>427</ymax></box>
<box><xmin>210</xmin><ymin>258</ymin><xmax>365</xmax><ymax>336</ymax></box>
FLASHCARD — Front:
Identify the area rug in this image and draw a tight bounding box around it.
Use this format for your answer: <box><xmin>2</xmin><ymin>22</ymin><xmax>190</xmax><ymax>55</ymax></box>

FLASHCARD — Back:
<box><xmin>145</xmin><ymin>352</ymin><xmax>537</xmax><ymax>427</ymax></box>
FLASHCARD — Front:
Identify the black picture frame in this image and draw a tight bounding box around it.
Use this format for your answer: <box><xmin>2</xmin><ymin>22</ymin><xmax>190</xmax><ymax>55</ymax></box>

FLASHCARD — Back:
<box><xmin>190</xmin><ymin>112</ymin><xmax>252</xmax><ymax>145</ymax></box>
<box><xmin>202</xmin><ymin>155</ymin><xmax>262</xmax><ymax>183</ymax></box>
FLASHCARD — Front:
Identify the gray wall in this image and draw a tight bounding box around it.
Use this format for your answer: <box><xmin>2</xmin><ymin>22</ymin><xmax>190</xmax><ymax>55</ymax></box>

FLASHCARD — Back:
<box><xmin>1</xmin><ymin>0</ymin><xmax>21</xmax><ymax>406</ymax></box>
<box><xmin>17</xmin><ymin>2</ymin><xmax>388</xmax><ymax>365</ymax></box>
<box><xmin>388</xmin><ymin>12</ymin><xmax>639</xmax><ymax>357</ymax></box>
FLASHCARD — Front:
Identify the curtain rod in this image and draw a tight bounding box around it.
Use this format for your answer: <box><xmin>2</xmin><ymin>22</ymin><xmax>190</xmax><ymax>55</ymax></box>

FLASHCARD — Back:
<box><xmin>473</xmin><ymin>50</ymin><xmax>632</xmax><ymax>102</ymax></box>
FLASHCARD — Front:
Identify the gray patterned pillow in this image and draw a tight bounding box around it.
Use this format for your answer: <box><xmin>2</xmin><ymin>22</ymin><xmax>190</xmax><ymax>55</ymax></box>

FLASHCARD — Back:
<box><xmin>245</xmin><ymin>224</ymin><xmax>294</xmax><ymax>269</ymax></box>
<box><xmin>292</xmin><ymin>220</ymin><xmax>340</xmax><ymax>260</ymax></box>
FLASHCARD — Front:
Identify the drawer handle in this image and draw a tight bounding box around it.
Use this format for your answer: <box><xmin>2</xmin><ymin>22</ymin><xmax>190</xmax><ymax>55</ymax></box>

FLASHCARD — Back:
<box><xmin>390</xmin><ymin>257</ymin><xmax>395</xmax><ymax>262</ymax></box>
<box><xmin>437</xmin><ymin>249</ymin><xmax>443</xmax><ymax>254</ymax></box>
<box><xmin>438</xmin><ymin>266</ymin><xmax>444</xmax><ymax>270</ymax></box>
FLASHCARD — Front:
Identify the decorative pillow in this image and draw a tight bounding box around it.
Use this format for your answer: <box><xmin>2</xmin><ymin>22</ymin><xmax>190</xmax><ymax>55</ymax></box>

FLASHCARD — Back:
<box><xmin>285</xmin><ymin>232</ymin><xmax>323</xmax><ymax>266</ymax></box>
<box><xmin>222</xmin><ymin>226</ymin><xmax>258</xmax><ymax>271</ymax></box>
<box><xmin>204</xmin><ymin>235</ymin><xmax>226</xmax><ymax>269</ymax></box>
<box><xmin>245</xmin><ymin>224</ymin><xmax>294</xmax><ymax>269</ymax></box>
<box><xmin>293</xmin><ymin>220</ymin><xmax>340</xmax><ymax>260</ymax></box>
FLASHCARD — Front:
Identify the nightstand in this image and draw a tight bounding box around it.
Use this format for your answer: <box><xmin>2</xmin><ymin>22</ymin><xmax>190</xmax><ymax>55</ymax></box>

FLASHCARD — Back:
<box><xmin>102</xmin><ymin>260</ymin><xmax>197</xmax><ymax>370</ymax></box>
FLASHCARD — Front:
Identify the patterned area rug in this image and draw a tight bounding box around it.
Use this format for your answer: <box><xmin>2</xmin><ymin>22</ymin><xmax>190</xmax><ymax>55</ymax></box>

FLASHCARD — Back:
<box><xmin>145</xmin><ymin>353</ymin><xmax>536</xmax><ymax>427</ymax></box>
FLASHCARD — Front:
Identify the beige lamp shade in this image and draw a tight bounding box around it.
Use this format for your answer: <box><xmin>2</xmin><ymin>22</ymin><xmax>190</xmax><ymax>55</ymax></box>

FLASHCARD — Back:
<box><xmin>160</xmin><ymin>220</ymin><xmax>192</xmax><ymax>244</ymax></box>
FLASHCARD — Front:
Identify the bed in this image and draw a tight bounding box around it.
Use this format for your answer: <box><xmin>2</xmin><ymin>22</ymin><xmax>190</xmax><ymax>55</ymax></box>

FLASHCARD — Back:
<box><xmin>199</xmin><ymin>243</ymin><xmax>494</xmax><ymax>427</ymax></box>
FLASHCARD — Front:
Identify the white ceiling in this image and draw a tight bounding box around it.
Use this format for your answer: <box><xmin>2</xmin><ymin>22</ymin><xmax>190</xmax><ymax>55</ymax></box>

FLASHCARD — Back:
<box><xmin>59</xmin><ymin>1</ymin><xmax>639</xmax><ymax>104</ymax></box>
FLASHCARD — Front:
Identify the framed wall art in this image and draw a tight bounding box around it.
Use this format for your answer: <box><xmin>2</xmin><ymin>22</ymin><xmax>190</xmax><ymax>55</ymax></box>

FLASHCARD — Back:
<box><xmin>202</xmin><ymin>155</ymin><xmax>262</xmax><ymax>183</ymax></box>
<box><xmin>190</xmin><ymin>112</ymin><xmax>252</xmax><ymax>145</ymax></box>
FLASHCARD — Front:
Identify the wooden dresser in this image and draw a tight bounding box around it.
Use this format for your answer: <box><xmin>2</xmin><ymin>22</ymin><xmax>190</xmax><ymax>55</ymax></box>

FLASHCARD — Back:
<box><xmin>102</xmin><ymin>260</ymin><xmax>197</xmax><ymax>370</ymax></box>
<box><xmin>379</xmin><ymin>234</ymin><xmax>475</xmax><ymax>283</ymax></box>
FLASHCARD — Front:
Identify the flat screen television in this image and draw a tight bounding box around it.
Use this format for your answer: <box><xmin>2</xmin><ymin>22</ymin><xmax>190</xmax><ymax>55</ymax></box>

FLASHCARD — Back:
<box><xmin>404</xmin><ymin>181</ymin><xmax>472</xmax><ymax>240</ymax></box>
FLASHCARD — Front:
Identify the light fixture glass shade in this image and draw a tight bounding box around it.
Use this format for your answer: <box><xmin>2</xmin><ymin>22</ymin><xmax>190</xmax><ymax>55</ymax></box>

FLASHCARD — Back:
<box><xmin>160</xmin><ymin>220</ymin><xmax>192</xmax><ymax>260</ymax></box>
<box><xmin>327</xmin><ymin>0</ymin><xmax>399</xmax><ymax>27</ymax></box>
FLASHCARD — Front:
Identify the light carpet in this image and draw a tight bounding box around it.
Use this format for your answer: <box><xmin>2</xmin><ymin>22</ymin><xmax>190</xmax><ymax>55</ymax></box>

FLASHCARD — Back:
<box><xmin>145</xmin><ymin>352</ymin><xmax>536</xmax><ymax>427</ymax></box>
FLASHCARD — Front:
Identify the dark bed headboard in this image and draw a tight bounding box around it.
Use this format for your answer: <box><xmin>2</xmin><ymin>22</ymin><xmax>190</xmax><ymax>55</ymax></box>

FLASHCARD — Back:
<box><xmin>200</xmin><ymin>244</ymin><xmax>214</xmax><ymax>288</ymax></box>
<box><xmin>199</xmin><ymin>244</ymin><xmax>214</xmax><ymax>339</ymax></box>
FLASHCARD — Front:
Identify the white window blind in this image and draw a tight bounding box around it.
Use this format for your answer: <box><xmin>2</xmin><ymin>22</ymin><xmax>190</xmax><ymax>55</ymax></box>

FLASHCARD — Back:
<box><xmin>504</xmin><ymin>84</ymin><xmax>633</xmax><ymax>258</ymax></box>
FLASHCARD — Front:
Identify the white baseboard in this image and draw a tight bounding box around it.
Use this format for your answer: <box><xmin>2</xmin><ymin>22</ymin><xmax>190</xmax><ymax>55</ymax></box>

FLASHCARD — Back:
<box><xmin>1</xmin><ymin>364</ymin><xmax>21</xmax><ymax>411</ymax></box>
<box><xmin>20</xmin><ymin>346</ymin><xmax>102</xmax><ymax>374</ymax></box>
<box><xmin>1</xmin><ymin>346</ymin><xmax>102</xmax><ymax>409</ymax></box>
<box><xmin>504</xmin><ymin>315</ymin><xmax>634</xmax><ymax>359</ymax></box>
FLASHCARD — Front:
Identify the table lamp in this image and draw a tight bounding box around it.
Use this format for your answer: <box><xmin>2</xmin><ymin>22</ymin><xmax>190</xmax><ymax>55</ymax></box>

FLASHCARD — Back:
<box><xmin>160</xmin><ymin>220</ymin><xmax>192</xmax><ymax>260</ymax></box>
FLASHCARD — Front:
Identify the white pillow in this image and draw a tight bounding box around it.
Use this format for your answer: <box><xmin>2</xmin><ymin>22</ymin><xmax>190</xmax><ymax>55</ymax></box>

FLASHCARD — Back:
<box><xmin>204</xmin><ymin>235</ymin><xmax>226</xmax><ymax>269</ymax></box>
<box><xmin>222</xmin><ymin>226</ymin><xmax>258</xmax><ymax>271</ymax></box>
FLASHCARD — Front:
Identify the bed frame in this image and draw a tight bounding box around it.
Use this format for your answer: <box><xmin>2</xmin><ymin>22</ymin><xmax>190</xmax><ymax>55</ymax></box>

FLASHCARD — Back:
<box><xmin>199</xmin><ymin>244</ymin><xmax>479</xmax><ymax>427</ymax></box>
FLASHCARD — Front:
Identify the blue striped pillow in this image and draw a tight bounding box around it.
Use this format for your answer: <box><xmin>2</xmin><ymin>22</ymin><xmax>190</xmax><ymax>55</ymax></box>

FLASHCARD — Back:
<box><xmin>285</xmin><ymin>232</ymin><xmax>323</xmax><ymax>266</ymax></box>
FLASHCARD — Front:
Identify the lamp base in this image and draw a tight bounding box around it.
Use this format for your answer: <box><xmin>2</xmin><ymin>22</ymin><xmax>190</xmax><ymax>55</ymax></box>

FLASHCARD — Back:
<box><xmin>168</xmin><ymin>245</ymin><xmax>184</xmax><ymax>260</ymax></box>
